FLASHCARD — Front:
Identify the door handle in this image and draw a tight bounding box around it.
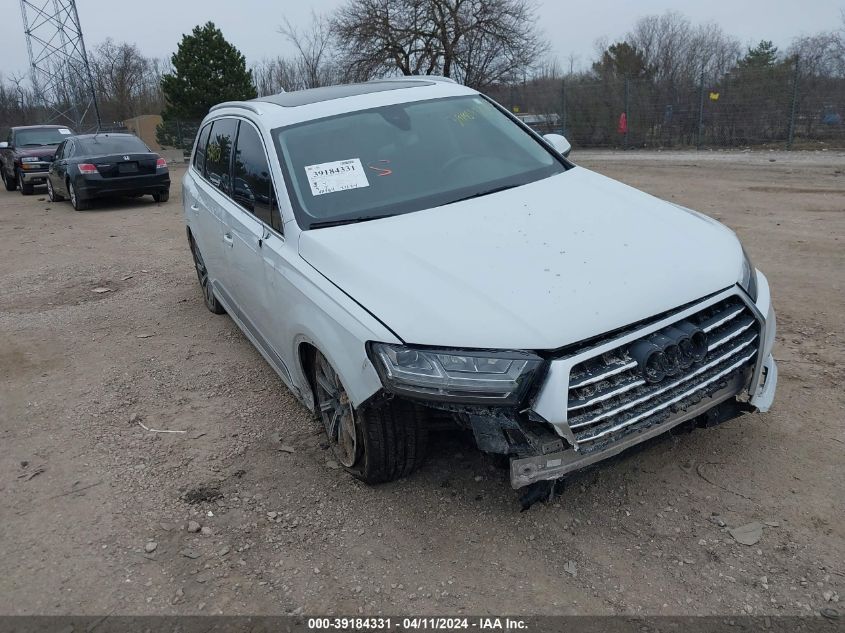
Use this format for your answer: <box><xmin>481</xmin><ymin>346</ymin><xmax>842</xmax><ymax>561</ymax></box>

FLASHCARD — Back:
<box><xmin>223</xmin><ymin>232</ymin><xmax>234</xmax><ymax>247</ymax></box>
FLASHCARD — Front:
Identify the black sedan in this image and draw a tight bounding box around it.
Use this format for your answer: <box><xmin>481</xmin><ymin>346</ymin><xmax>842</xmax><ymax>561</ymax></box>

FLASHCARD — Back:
<box><xmin>47</xmin><ymin>133</ymin><xmax>171</xmax><ymax>210</ymax></box>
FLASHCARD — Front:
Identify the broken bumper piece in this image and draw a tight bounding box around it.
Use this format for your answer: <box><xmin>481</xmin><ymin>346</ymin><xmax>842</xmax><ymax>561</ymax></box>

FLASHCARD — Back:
<box><xmin>510</xmin><ymin>373</ymin><xmax>750</xmax><ymax>489</ymax></box>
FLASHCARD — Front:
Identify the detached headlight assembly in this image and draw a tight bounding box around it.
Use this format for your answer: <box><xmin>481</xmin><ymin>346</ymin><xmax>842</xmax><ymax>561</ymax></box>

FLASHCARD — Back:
<box><xmin>368</xmin><ymin>343</ymin><xmax>543</xmax><ymax>406</ymax></box>
<box><xmin>739</xmin><ymin>246</ymin><xmax>758</xmax><ymax>301</ymax></box>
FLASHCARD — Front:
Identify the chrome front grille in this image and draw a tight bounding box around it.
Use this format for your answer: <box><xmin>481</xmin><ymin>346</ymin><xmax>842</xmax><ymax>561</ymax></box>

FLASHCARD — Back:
<box><xmin>566</xmin><ymin>297</ymin><xmax>759</xmax><ymax>448</ymax></box>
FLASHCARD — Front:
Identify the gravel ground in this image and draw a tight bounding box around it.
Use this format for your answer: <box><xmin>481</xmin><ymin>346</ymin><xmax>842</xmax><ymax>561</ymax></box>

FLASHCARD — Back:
<box><xmin>0</xmin><ymin>153</ymin><xmax>843</xmax><ymax>617</ymax></box>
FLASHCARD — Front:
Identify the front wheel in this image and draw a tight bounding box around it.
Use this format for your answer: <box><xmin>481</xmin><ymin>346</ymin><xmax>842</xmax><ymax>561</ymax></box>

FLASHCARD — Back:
<box><xmin>1</xmin><ymin>167</ymin><xmax>16</xmax><ymax>191</ymax></box>
<box><xmin>312</xmin><ymin>350</ymin><xmax>427</xmax><ymax>483</ymax></box>
<box><xmin>18</xmin><ymin>171</ymin><xmax>34</xmax><ymax>195</ymax></box>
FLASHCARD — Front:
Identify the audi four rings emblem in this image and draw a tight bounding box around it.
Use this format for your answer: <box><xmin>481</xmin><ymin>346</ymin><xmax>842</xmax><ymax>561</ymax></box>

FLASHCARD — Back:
<box><xmin>629</xmin><ymin>321</ymin><xmax>709</xmax><ymax>384</ymax></box>
<box><xmin>123</xmin><ymin>155</ymin><xmax>130</xmax><ymax>160</ymax></box>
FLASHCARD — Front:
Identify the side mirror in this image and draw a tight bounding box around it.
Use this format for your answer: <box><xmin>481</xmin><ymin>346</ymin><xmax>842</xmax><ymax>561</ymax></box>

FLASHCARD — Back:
<box><xmin>0</xmin><ymin>142</ymin><xmax>8</xmax><ymax>149</ymax></box>
<box><xmin>543</xmin><ymin>133</ymin><xmax>571</xmax><ymax>158</ymax></box>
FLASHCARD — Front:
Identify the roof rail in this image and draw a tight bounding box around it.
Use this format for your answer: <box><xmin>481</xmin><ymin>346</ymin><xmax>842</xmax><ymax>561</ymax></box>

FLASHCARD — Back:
<box><xmin>369</xmin><ymin>75</ymin><xmax>456</xmax><ymax>84</ymax></box>
<box><xmin>208</xmin><ymin>101</ymin><xmax>263</xmax><ymax>114</ymax></box>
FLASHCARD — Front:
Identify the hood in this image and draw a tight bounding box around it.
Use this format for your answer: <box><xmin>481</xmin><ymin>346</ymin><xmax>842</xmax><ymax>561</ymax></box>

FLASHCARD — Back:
<box><xmin>15</xmin><ymin>146</ymin><xmax>58</xmax><ymax>160</ymax></box>
<box><xmin>299</xmin><ymin>167</ymin><xmax>744</xmax><ymax>350</ymax></box>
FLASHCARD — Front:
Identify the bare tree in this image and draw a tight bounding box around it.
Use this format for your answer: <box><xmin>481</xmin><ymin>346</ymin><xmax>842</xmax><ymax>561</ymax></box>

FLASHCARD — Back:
<box><xmin>90</xmin><ymin>39</ymin><xmax>164</xmax><ymax>121</ymax></box>
<box><xmin>626</xmin><ymin>12</ymin><xmax>739</xmax><ymax>84</ymax></box>
<box><xmin>331</xmin><ymin>0</ymin><xmax>548</xmax><ymax>89</ymax></box>
<box><xmin>789</xmin><ymin>31</ymin><xmax>845</xmax><ymax>77</ymax></box>
<box><xmin>279</xmin><ymin>12</ymin><xmax>340</xmax><ymax>88</ymax></box>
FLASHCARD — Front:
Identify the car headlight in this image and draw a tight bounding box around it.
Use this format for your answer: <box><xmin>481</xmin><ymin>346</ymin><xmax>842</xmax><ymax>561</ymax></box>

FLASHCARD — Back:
<box><xmin>21</xmin><ymin>157</ymin><xmax>40</xmax><ymax>163</ymax></box>
<box><xmin>368</xmin><ymin>343</ymin><xmax>543</xmax><ymax>406</ymax></box>
<box><xmin>739</xmin><ymin>246</ymin><xmax>758</xmax><ymax>301</ymax></box>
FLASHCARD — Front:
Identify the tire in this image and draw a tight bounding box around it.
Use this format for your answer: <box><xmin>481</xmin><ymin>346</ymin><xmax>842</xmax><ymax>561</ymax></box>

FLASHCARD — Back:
<box><xmin>68</xmin><ymin>180</ymin><xmax>89</xmax><ymax>210</ymax></box>
<box><xmin>47</xmin><ymin>178</ymin><xmax>64</xmax><ymax>202</ymax></box>
<box><xmin>312</xmin><ymin>350</ymin><xmax>427</xmax><ymax>483</ymax></box>
<box><xmin>153</xmin><ymin>190</ymin><xmax>170</xmax><ymax>203</ymax></box>
<box><xmin>1</xmin><ymin>167</ymin><xmax>16</xmax><ymax>191</ymax></box>
<box><xmin>18</xmin><ymin>171</ymin><xmax>34</xmax><ymax>195</ymax></box>
<box><xmin>189</xmin><ymin>235</ymin><xmax>225</xmax><ymax>314</ymax></box>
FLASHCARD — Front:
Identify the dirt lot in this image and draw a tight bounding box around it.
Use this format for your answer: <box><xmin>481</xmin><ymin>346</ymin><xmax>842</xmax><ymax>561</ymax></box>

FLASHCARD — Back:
<box><xmin>1</xmin><ymin>151</ymin><xmax>843</xmax><ymax>617</ymax></box>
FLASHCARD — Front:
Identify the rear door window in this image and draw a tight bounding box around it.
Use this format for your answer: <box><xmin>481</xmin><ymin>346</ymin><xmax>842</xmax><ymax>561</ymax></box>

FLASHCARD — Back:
<box><xmin>204</xmin><ymin>118</ymin><xmax>238</xmax><ymax>195</ymax></box>
<box><xmin>194</xmin><ymin>123</ymin><xmax>211</xmax><ymax>174</ymax></box>
<box><xmin>233</xmin><ymin>122</ymin><xmax>280</xmax><ymax>230</ymax></box>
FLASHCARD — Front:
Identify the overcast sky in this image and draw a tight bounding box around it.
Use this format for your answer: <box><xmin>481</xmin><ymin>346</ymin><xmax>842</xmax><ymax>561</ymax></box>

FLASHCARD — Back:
<box><xmin>1</xmin><ymin>0</ymin><xmax>843</xmax><ymax>76</ymax></box>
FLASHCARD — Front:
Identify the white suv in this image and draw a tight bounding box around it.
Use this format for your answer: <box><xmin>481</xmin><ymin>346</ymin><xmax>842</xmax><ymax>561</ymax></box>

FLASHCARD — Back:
<box><xmin>183</xmin><ymin>78</ymin><xmax>777</xmax><ymax>491</ymax></box>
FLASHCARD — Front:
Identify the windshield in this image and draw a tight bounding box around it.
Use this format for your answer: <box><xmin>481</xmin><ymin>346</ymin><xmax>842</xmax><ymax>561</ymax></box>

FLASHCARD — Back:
<box><xmin>15</xmin><ymin>128</ymin><xmax>73</xmax><ymax>147</ymax></box>
<box><xmin>275</xmin><ymin>95</ymin><xmax>566</xmax><ymax>229</ymax></box>
<box><xmin>77</xmin><ymin>135</ymin><xmax>149</xmax><ymax>155</ymax></box>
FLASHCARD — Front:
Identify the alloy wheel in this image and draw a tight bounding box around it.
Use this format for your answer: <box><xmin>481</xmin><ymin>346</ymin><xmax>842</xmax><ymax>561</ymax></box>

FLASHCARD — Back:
<box><xmin>314</xmin><ymin>353</ymin><xmax>358</xmax><ymax>468</ymax></box>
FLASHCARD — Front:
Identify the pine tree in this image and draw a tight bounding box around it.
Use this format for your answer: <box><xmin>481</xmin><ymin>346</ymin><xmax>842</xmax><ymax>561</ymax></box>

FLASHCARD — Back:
<box><xmin>160</xmin><ymin>22</ymin><xmax>257</xmax><ymax>121</ymax></box>
<box><xmin>738</xmin><ymin>40</ymin><xmax>780</xmax><ymax>70</ymax></box>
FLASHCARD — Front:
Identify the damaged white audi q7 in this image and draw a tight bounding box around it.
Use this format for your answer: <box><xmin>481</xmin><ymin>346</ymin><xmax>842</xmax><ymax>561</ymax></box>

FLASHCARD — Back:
<box><xmin>183</xmin><ymin>77</ymin><xmax>777</xmax><ymax>492</ymax></box>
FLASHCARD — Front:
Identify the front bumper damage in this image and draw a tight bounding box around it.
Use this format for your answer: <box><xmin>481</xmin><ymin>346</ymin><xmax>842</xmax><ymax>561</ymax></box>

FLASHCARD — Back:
<box><xmin>512</xmin><ymin>276</ymin><xmax>777</xmax><ymax>489</ymax></box>
<box><xmin>418</xmin><ymin>275</ymin><xmax>778</xmax><ymax>490</ymax></box>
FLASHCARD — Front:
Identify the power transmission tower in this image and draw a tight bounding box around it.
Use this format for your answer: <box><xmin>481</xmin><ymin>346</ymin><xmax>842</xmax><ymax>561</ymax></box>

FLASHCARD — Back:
<box><xmin>19</xmin><ymin>0</ymin><xmax>101</xmax><ymax>131</ymax></box>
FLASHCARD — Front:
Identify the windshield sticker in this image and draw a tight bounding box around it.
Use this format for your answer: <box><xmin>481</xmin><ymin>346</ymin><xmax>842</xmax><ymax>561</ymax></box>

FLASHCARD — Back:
<box><xmin>58</xmin><ymin>128</ymin><xmax>72</xmax><ymax>135</ymax></box>
<box><xmin>305</xmin><ymin>158</ymin><xmax>370</xmax><ymax>196</ymax></box>
<box><xmin>453</xmin><ymin>108</ymin><xmax>477</xmax><ymax>126</ymax></box>
<box><xmin>367</xmin><ymin>160</ymin><xmax>392</xmax><ymax>177</ymax></box>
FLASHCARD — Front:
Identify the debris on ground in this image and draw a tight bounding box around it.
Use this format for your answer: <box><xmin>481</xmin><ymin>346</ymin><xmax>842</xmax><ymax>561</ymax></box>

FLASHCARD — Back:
<box><xmin>138</xmin><ymin>420</ymin><xmax>186</xmax><ymax>434</ymax></box>
<box><xmin>144</xmin><ymin>541</ymin><xmax>157</xmax><ymax>553</ymax></box>
<box><xmin>17</xmin><ymin>465</ymin><xmax>45</xmax><ymax>481</ymax></box>
<box><xmin>91</xmin><ymin>287</ymin><xmax>112</xmax><ymax>294</ymax></box>
<box><xmin>563</xmin><ymin>561</ymin><xmax>578</xmax><ymax>577</ymax></box>
<box><xmin>186</xmin><ymin>521</ymin><xmax>201</xmax><ymax>533</ymax></box>
<box><xmin>183</xmin><ymin>485</ymin><xmax>222</xmax><ymax>504</ymax></box>
<box><xmin>729</xmin><ymin>522</ymin><xmax>764</xmax><ymax>546</ymax></box>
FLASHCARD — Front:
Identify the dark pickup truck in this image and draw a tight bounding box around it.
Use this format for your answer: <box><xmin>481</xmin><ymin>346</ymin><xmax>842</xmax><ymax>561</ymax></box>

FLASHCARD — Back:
<box><xmin>1</xmin><ymin>124</ymin><xmax>75</xmax><ymax>195</ymax></box>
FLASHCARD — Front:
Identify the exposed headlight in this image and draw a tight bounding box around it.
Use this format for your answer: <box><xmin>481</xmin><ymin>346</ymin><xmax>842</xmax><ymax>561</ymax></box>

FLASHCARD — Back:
<box><xmin>21</xmin><ymin>156</ymin><xmax>40</xmax><ymax>163</ymax></box>
<box><xmin>368</xmin><ymin>343</ymin><xmax>543</xmax><ymax>405</ymax></box>
<box><xmin>739</xmin><ymin>246</ymin><xmax>758</xmax><ymax>301</ymax></box>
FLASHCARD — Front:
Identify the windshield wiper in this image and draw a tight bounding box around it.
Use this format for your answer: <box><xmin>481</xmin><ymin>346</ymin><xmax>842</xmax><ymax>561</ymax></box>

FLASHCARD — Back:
<box><xmin>447</xmin><ymin>183</ymin><xmax>523</xmax><ymax>205</ymax></box>
<box><xmin>308</xmin><ymin>214</ymin><xmax>395</xmax><ymax>230</ymax></box>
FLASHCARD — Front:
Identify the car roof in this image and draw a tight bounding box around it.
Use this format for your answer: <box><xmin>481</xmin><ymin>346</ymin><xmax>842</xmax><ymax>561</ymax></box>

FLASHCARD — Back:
<box><xmin>73</xmin><ymin>133</ymin><xmax>141</xmax><ymax>140</ymax></box>
<box><xmin>12</xmin><ymin>124</ymin><xmax>70</xmax><ymax>131</ymax></box>
<box><xmin>253</xmin><ymin>79</ymin><xmax>437</xmax><ymax>108</ymax></box>
<box><xmin>205</xmin><ymin>77</ymin><xmax>477</xmax><ymax>129</ymax></box>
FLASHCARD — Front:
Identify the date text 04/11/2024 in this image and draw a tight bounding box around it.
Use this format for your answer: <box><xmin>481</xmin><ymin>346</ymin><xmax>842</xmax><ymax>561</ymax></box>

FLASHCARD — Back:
<box><xmin>307</xmin><ymin>617</ymin><xmax>528</xmax><ymax>630</ymax></box>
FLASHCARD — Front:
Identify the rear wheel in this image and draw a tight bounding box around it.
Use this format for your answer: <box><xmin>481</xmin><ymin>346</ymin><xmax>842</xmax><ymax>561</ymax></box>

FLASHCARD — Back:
<box><xmin>189</xmin><ymin>235</ymin><xmax>225</xmax><ymax>314</ymax></box>
<box><xmin>47</xmin><ymin>178</ymin><xmax>64</xmax><ymax>202</ymax></box>
<box><xmin>312</xmin><ymin>350</ymin><xmax>427</xmax><ymax>483</ymax></box>
<box><xmin>153</xmin><ymin>190</ymin><xmax>169</xmax><ymax>203</ymax></box>
<box><xmin>68</xmin><ymin>180</ymin><xmax>89</xmax><ymax>210</ymax></box>
<box><xmin>1</xmin><ymin>167</ymin><xmax>16</xmax><ymax>191</ymax></box>
<box><xmin>18</xmin><ymin>171</ymin><xmax>34</xmax><ymax>195</ymax></box>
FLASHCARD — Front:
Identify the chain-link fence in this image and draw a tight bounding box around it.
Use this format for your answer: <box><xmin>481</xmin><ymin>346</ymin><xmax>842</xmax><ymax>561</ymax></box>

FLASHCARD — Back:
<box><xmin>155</xmin><ymin>119</ymin><xmax>202</xmax><ymax>157</ymax></box>
<box><xmin>486</xmin><ymin>61</ymin><xmax>845</xmax><ymax>150</ymax></box>
<box><xmin>147</xmin><ymin>62</ymin><xmax>844</xmax><ymax>156</ymax></box>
